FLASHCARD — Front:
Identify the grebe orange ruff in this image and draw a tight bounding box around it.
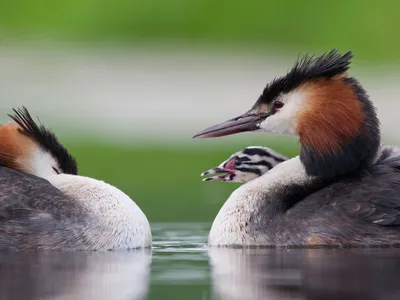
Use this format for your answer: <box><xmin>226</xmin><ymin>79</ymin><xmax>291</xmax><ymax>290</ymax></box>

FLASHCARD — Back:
<box><xmin>194</xmin><ymin>49</ymin><xmax>400</xmax><ymax>247</ymax></box>
<box><xmin>0</xmin><ymin>107</ymin><xmax>151</xmax><ymax>251</ymax></box>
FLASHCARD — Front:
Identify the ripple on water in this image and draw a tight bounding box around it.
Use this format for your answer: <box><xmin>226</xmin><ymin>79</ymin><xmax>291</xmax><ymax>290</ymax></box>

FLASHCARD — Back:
<box><xmin>150</xmin><ymin>222</ymin><xmax>211</xmax><ymax>285</ymax></box>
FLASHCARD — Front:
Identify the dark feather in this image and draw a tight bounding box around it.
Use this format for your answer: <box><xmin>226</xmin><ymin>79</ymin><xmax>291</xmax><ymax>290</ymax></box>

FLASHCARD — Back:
<box><xmin>255</xmin><ymin>49</ymin><xmax>353</xmax><ymax>105</ymax></box>
<box><xmin>8</xmin><ymin>107</ymin><xmax>78</xmax><ymax>175</ymax></box>
<box><xmin>0</xmin><ymin>166</ymin><xmax>91</xmax><ymax>251</ymax></box>
<box><xmin>246</xmin><ymin>148</ymin><xmax>400</xmax><ymax>247</ymax></box>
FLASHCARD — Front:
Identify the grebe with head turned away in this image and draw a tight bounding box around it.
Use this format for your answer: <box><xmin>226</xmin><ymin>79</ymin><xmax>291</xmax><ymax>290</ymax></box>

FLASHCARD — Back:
<box><xmin>0</xmin><ymin>107</ymin><xmax>151</xmax><ymax>251</ymax></box>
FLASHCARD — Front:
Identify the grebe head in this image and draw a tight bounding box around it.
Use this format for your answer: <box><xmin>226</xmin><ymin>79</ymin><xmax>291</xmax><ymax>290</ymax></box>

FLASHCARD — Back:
<box><xmin>201</xmin><ymin>146</ymin><xmax>288</xmax><ymax>182</ymax></box>
<box><xmin>193</xmin><ymin>49</ymin><xmax>380</xmax><ymax>178</ymax></box>
<box><xmin>0</xmin><ymin>107</ymin><xmax>78</xmax><ymax>177</ymax></box>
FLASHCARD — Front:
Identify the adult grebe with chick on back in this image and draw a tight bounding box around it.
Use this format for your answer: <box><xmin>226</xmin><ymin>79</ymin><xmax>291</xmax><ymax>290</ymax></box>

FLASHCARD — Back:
<box><xmin>194</xmin><ymin>49</ymin><xmax>400</xmax><ymax>247</ymax></box>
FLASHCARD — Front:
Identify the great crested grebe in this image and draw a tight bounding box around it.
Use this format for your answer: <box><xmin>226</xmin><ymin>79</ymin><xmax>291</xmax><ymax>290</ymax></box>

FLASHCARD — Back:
<box><xmin>203</xmin><ymin>145</ymin><xmax>400</xmax><ymax>184</ymax></box>
<box><xmin>0</xmin><ymin>107</ymin><xmax>151</xmax><ymax>251</ymax></box>
<box><xmin>201</xmin><ymin>146</ymin><xmax>288</xmax><ymax>182</ymax></box>
<box><xmin>193</xmin><ymin>49</ymin><xmax>400</xmax><ymax>247</ymax></box>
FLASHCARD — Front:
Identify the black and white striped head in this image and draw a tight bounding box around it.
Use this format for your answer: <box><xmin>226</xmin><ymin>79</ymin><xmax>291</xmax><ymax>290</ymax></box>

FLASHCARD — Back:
<box><xmin>201</xmin><ymin>146</ymin><xmax>288</xmax><ymax>183</ymax></box>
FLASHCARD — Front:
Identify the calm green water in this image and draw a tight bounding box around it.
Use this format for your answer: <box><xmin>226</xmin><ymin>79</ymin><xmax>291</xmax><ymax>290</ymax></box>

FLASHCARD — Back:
<box><xmin>1</xmin><ymin>222</ymin><xmax>400</xmax><ymax>300</ymax></box>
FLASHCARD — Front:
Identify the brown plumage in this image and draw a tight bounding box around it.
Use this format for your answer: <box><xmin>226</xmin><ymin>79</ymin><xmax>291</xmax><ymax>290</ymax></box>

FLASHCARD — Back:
<box><xmin>0</xmin><ymin>122</ymin><xmax>36</xmax><ymax>172</ymax></box>
<box><xmin>0</xmin><ymin>107</ymin><xmax>77</xmax><ymax>176</ymax></box>
<box><xmin>298</xmin><ymin>76</ymin><xmax>364</xmax><ymax>156</ymax></box>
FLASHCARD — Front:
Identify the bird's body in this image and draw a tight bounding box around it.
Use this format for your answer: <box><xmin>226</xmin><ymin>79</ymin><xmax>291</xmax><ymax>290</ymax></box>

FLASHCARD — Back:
<box><xmin>208</xmin><ymin>149</ymin><xmax>400</xmax><ymax>247</ymax></box>
<box><xmin>0</xmin><ymin>108</ymin><xmax>151</xmax><ymax>251</ymax></box>
<box><xmin>0</xmin><ymin>168</ymin><xmax>151</xmax><ymax>251</ymax></box>
<box><xmin>194</xmin><ymin>49</ymin><xmax>400</xmax><ymax>247</ymax></box>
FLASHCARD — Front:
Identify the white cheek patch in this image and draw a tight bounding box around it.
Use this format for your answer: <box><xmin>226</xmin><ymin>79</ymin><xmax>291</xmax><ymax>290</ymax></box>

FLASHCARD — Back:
<box><xmin>28</xmin><ymin>148</ymin><xmax>59</xmax><ymax>178</ymax></box>
<box><xmin>260</xmin><ymin>115</ymin><xmax>297</xmax><ymax>135</ymax></box>
<box><xmin>259</xmin><ymin>90</ymin><xmax>305</xmax><ymax>135</ymax></box>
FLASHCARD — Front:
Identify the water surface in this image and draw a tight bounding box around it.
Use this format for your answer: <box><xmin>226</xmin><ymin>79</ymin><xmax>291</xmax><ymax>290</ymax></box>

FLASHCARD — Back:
<box><xmin>2</xmin><ymin>222</ymin><xmax>400</xmax><ymax>300</ymax></box>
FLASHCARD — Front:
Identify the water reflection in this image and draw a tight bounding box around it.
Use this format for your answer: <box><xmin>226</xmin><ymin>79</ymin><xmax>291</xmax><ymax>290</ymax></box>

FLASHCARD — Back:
<box><xmin>0</xmin><ymin>250</ymin><xmax>152</xmax><ymax>300</ymax></box>
<box><xmin>209</xmin><ymin>247</ymin><xmax>400</xmax><ymax>300</ymax></box>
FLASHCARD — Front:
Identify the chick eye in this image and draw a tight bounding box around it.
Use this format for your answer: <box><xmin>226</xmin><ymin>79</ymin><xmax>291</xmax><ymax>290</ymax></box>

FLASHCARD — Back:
<box><xmin>273</xmin><ymin>101</ymin><xmax>284</xmax><ymax>109</ymax></box>
<box><xmin>52</xmin><ymin>167</ymin><xmax>60</xmax><ymax>174</ymax></box>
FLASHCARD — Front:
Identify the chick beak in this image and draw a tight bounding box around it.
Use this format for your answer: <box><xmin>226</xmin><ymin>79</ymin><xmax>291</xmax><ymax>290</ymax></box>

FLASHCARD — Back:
<box><xmin>192</xmin><ymin>112</ymin><xmax>269</xmax><ymax>139</ymax></box>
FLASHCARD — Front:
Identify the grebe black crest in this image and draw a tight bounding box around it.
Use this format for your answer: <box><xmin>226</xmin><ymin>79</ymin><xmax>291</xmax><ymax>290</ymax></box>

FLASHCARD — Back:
<box><xmin>8</xmin><ymin>107</ymin><xmax>78</xmax><ymax>175</ymax></box>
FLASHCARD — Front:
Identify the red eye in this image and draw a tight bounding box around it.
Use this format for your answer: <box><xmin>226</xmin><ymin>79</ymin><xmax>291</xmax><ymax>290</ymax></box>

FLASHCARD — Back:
<box><xmin>274</xmin><ymin>101</ymin><xmax>284</xmax><ymax>109</ymax></box>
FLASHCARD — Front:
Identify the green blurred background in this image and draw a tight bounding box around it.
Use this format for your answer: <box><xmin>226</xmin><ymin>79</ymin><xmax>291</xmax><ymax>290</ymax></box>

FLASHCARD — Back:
<box><xmin>0</xmin><ymin>0</ymin><xmax>400</xmax><ymax>223</ymax></box>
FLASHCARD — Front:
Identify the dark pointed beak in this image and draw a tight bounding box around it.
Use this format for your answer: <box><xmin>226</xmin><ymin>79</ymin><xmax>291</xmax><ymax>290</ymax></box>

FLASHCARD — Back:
<box><xmin>192</xmin><ymin>112</ymin><xmax>270</xmax><ymax>139</ymax></box>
